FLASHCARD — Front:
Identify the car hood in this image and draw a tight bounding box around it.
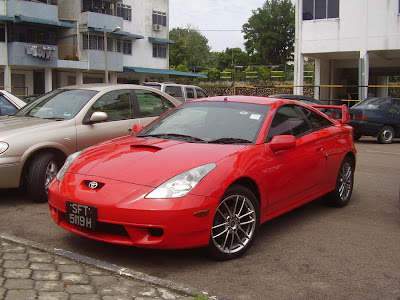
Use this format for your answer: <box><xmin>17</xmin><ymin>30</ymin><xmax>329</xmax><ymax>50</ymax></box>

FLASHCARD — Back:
<box><xmin>0</xmin><ymin>116</ymin><xmax>59</xmax><ymax>138</ymax></box>
<box><xmin>69</xmin><ymin>137</ymin><xmax>246</xmax><ymax>187</ymax></box>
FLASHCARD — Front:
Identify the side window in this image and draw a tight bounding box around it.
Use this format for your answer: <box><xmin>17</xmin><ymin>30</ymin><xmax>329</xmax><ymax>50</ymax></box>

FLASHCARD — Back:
<box><xmin>195</xmin><ymin>88</ymin><xmax>207</xmax><ymax>98</ymax></box>
<box><xmin>388</xmin><ymin>100</ymin><xmax>400</xmax><ymax>115</ymax></box>
<box><xmin>267</xmin><ymin>105</ymin><xmax>312</xmax><ymax>142</ymax></box>
<box><xmin>92</xmin><ymin>90</ymin><xmax>132</xmax><ymax>121</ymax></box>
<box><xmin>165</xmin><ymin>86</ymin><xmax>183</xmax><ymax>101</ymax></box>
<box><xmin>299</xmin><ymin>106</ymin><xmax>334</xmax><ymax>130</ymax></box>
<box><xmin>135</xmin><ymin>90</ymin><xmax>175</xmax><ymax>117</ymax></box>
<box><xmin>185</xmin><ymin>87</ymin><xmax>195</xmax><ymax>100</ymax></box>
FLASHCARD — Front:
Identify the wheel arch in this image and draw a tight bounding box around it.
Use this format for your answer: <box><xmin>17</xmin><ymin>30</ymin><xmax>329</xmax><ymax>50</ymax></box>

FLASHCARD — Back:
<box><xmin>228</xmin><ymin>177</ymin><xmax>261</xmax><ymax>206</ymax></box>
<box><xmin>20</xmin><ymin>147</ymin><xmax>67</xmax><ymax>188</ymax></box>
<box><xmin>344</xmin><ymin>151</ymin><xmax>356</xmax><ymax>169</ymax></box>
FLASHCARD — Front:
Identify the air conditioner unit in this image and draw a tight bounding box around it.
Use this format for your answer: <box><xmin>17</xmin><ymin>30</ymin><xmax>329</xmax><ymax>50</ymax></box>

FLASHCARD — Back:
<box><xmin>153</xmin><ymin>24</ymin><xmax>161</xmax><ymax>31</ymax></box>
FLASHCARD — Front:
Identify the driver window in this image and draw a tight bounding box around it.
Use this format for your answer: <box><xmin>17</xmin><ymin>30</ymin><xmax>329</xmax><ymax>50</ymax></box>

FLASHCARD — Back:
<box><xmin>267</xmin><ymin>105</ymin><xmax>312</xmax><ymax>142</ymax></box>
<box><xmin>92</xmin><ymin>90</ymin><xmax>132</xmax><ymax>121</ymax></box>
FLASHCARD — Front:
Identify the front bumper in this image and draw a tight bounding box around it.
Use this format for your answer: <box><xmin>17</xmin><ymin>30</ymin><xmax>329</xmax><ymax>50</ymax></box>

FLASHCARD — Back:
<box><xmin>48</xmin><ymin>173</ymin><xmax>219</xmax><ymax>250</ymax></box>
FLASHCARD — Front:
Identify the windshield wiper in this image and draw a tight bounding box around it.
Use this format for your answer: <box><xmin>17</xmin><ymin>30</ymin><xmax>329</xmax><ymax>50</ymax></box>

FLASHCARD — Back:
<box><xmin>138</xmin><ymin>133</ymin><xmax>205</xmax><ymax>142</ymax></box>
<box><xmin>42</xmin><ymin>117</ymin><xmax>65</xmax><ymax>121</ymax></box>
<box><xmin>208</xmin><ymin>137</ymin><xmax>252</xmax><ymax>144</ymax></box>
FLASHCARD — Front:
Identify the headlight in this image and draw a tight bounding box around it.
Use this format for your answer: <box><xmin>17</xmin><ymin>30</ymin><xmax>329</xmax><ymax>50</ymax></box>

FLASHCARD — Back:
<box><xmin>56</xmin><ymin>151</ymin><xmax>82</xmax><ymax>182</ymax></box>
<box><xmin>0</xmin><ymin>142</ymin><xmax>9</xmax><ymax>154</ymax></box>
<box><xmin>146</xmin><ymin>163</ymin><xmax>217</xmax><ymax>199</ymax></box>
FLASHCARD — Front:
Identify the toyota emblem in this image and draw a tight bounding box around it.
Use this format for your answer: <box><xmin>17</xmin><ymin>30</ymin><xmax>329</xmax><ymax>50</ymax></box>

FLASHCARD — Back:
<box><xmin>88</xmin><ymin>181</ymin><xmax>98</xmax><ymax>189</ymax></box>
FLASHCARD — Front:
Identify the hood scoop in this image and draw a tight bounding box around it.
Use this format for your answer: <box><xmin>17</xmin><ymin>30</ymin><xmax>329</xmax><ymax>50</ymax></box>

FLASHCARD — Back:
<box><xmin>130</xmin><ymin>144</ymin><xmax>162</xmax><ymax>152</ymax></box>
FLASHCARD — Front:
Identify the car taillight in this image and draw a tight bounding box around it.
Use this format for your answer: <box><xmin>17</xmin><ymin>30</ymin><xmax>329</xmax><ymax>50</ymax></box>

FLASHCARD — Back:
<box><xmin>354</xmin><ymin>114</ymin><xmax>367</xmax><ymax>120</ymax></box>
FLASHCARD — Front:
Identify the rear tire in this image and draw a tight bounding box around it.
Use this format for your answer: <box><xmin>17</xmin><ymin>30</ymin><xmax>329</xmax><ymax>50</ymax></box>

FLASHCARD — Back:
<box><xmin>328</xmin><ymin>157</ymin><xmax>354</xmax><ymax>207</ymax></box>
<box><xmin>27</xmin><ymin>153</ymin><xmax>61</xmax><ymax>203</ymax></box>
<box><xmin>377</xmin><ymin>126</ymin><xmax>394</xmax><ymax>144</ymax></box>
<box><xmin>206</xmin><ymin>185</ymin><xmax>259</xmax><ymax>260</ymax></box>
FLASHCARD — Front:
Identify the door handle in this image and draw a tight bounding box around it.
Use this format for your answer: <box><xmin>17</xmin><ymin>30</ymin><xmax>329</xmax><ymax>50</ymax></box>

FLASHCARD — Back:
<box><xmin>316</xmin><ymin>147</ymin><xmax>324</xmax><ymax>151</ymax></box>
<box><xmin>128</xmin><ymin>127</ymin><xmax>132</xmax><ymax>131</ymax></box>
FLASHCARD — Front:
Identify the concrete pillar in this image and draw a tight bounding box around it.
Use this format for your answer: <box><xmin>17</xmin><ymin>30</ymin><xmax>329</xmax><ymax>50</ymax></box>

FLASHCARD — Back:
<box><xmin>358</xmin><ymin>52</ymin><xmax>369</xmax><ymax>100</ymax></box>
<box><xmin>314</xmin><ymin>59</ymin><xmax>321</xmax><ymax>100</ymax></box>
<box><xmin>44</xmin><ymin>68</ymin><xmax>52</xmax><ymax>92</ymax></box>
<box><xmin>4</xmin><ymin>65</ymin><xmax>11</xmax><ymax>93</ymax></box>
<box><xmin>110</xmin><ymin>72</ymin><xmax>118</xmax><ymax>84</ymax></box>
<box><xmin>376</xmin><ymin>76</ymin><xmax>389</xmax><ymax>97</ymax></box>
<box><xmin>294</xmin><ymin>0</ymin><xmax>304</xmax><ymax>95</ymax></box>
<box><xmin>76</xmin><ymin>71</ymin><xmax>83</xmax><ymax>85</ymax></box>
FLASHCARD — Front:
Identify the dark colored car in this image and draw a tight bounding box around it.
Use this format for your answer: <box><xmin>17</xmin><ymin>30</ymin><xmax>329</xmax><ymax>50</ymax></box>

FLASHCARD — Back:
<box><xmin>348</xmin><ymin>97</ymin><xmax>400</xmax><ymax>144</ymax></box>
<box><xmin>269</xmin><ymin>94</ymin><xmax>320</xmax><ymax>106</ymax></box>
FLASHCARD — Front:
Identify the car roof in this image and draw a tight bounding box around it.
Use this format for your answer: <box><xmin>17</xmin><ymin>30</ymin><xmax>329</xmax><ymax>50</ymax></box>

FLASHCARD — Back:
<box><xmin>60</xmin><ymin>83</ymin><xmax>149</xmax><ymax>92</ymax></box>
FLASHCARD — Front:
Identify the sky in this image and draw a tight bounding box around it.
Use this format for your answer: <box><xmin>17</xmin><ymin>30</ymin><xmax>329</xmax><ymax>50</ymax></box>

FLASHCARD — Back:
<box><xmin>169</xmin><ymin>0</ymin><xmax>267</xmax><ymax>52</ymax></box>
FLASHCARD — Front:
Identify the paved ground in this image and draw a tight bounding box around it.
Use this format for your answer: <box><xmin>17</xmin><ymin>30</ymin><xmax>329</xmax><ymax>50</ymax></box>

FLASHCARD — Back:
<box><xmin>0</xmin><ymin>233</ymin><xmax>216</xmax><ymax>300</ymax></box>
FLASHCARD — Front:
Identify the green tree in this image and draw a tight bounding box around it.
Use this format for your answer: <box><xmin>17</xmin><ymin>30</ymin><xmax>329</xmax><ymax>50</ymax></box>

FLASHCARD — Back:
<box><xmin>169</xmin><ymin>27</ymin><xmax>211</xmax><ymax>72</ymax></box>
<box><xmin>216</xmin><ymin>48</ymin><xmax>250</xmax><ymax>69</ymax></box>
<box><xmin>243</xmin><ymin>0</ymin><xmax>295</xmax><ymax>65</ymax></box>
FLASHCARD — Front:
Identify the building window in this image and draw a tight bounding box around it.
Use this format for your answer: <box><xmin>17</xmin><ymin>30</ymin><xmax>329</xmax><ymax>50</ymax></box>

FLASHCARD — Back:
<box><xmin>303</xmin><ymin>0</ymin><xmax>339</xmax><ymax>20</ymax></box>
<box><xmin>152</xmin><ymin>11</ymin><xmax>167</xmax><ymax>26</ymax></box>
<box><xmin>82</xmin><ymin>34</ymin><xmax>113</xmax><ymax>51</ymax></box>
<box><xmin>82</xmin><ymin>0</ymin><xmax>132</xmax><ymax>21</ymax></box>
<box><xmin>117</xmin><ymin>3</ymin><xmax>132</xmax><ymax>21</ymax></box>
<box><xmin>116</xmin><ymin>39</ymin><xmax>132</xmax><ymax>55</ymax></box>
<box><xmin>0</xmin><ymin>25</ymin><xmax>5</xmax><ymax>43</ymax></box>
<box><xmin>153</xmin><ymin>43</ymin><xmax>167</xmax><ymax>58</ymax></box>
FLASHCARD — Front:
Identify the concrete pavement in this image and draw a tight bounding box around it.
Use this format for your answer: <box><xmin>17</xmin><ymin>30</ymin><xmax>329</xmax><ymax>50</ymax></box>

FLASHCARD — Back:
<box><xmin>0</xmin><ymin>233</ymin><xmax>217</xmax><ymax>300</ymax></box>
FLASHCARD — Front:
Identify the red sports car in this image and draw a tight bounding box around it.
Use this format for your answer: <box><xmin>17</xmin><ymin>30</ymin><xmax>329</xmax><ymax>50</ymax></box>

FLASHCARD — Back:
<box><xmin>48</xmin><ymin>96</ymin><xmax>356</xmax><ymax>260</ymax></box>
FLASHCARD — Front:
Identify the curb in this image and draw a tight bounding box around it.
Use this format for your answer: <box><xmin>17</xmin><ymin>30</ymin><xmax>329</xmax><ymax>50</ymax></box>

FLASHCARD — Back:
<box><xmin>0</xmin><ymin>232</ymin><xmax>218</xmax><ymax>299</ymax></box>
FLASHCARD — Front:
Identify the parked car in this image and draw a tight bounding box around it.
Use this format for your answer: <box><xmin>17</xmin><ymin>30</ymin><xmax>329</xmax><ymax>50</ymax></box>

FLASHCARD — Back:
<box><xmin>348</xmin><ymin>97</ymin><xmax>400</xmax><ymax>143</ymax></box>
<box><xmin>142</xmin><ymin>82</ymin><xmax>208</xmax><ymax>102</ymax></box>
<box><xmin>269</xmin><ymin>94</ymin><xmax>321</xmax><ymax>106</ymax></box>
<box><xmin>23</xmin><ymin>94</ymin><xmax>42</xmax><ymax>103</ymax></box>
<box><xmin>0</xmin><ymin>84</ymin><xmax>181</xmax><ymax>202</ymax></box>
<box><xmin>0</xmin><ymin>90</ymin><xmax>26</xmax><ymax>116</ymax></box>
<box><xmin>48</xmin><ymin>96</ymin><xmax>356</xmax><ymax>260</ymax></box>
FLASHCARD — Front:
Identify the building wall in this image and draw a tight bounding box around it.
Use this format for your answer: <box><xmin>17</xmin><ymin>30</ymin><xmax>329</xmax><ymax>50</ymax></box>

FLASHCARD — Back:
<box><xmin>301</xmin><ymin>0</ymin><xmax>400</xmax><ymax>54</ymax></box>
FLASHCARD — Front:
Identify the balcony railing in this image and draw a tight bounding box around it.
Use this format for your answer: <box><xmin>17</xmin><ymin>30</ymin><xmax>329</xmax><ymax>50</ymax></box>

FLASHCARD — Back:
<box><xmin>82</xmin><ymin>0</ymin><xmax>131</xmax><ymax>21</ymax></box>
<box><xmin>21</xmin><ymin>0</ymin><xmax>58</xmax><ymax>5</ymax></box>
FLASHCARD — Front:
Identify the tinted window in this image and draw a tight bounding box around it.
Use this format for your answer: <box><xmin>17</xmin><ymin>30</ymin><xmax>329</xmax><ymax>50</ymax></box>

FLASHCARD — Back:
<box><xmin>92</xmin><ymin>90</ymin><xmax>132</xmax><ymax>121</ymax></box>
<box><xmin>185</xmin><ymin>88</ymin><xmax>195</xmax><ymax>99</ymax></box>
<box><xmin>388</xmin><ymin>100</ymin><xmax>400</xmax><ymax>115</ymax></box>
<box><xmin>328</xmin><ymin>0</ymin><xmax>339</xmax><ymax>18</ymax></box>
<box><xmin>267</xmin><ymin>105</ymin><xmax>312</xmax><ymax>141</ymax></box>
<box><xmin>303</xmin><ymin>0</ymin><xmax>314</xmax><ymax>20</ymax></box>
<box><xmin>300</xmin><ymin>106</ymin><xmax>333</xmax><ymax>130</ymax></box>
<box><xmin>315</xmin><ymin>0</ymin><xmax>326</xmax><ymax>19</ymax></box>
<box><xmin>353</xmin><ymin>98</ymin><xmax>389</xmax><ymax>110</ymax></box>
<box><xmin>165</xmin><ymin>86</ymin><xmax>183</xmax><ymax>99</ymax></box>
<box><xmin>135</xmin><ymin>90</ymin><xmax>174</xmax><ymax>117</ymax></box>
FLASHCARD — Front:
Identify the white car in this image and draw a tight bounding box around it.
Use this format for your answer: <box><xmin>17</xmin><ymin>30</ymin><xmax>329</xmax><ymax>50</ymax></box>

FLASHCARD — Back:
<box><xmin>0</xmin><ymin>90</ymin><xmax>26</xmax><ymax>116</ymax></box>
<box><xmin>142</xmin><ymin>82</ymin><xmax>208</xmax><ymax>103</ymax></box>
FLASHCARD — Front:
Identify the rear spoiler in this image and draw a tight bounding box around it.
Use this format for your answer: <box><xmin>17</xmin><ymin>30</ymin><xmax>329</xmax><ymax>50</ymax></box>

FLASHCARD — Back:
<box><xmin>312</xmin><ymin>104</ymin><xmax>350</xmax><ymax>124</ymax></box>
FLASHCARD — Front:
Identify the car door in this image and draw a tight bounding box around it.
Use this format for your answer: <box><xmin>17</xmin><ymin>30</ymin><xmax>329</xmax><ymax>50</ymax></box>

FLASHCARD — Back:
<box><xmin>263</xmin><ymin>104</ymin><xmax>329</xmax><ymax>215</ymax></box>
<box><xmin>76</xmin><ymin>89</ymin><xmax>136</xmax><ymax>150</ymax></box>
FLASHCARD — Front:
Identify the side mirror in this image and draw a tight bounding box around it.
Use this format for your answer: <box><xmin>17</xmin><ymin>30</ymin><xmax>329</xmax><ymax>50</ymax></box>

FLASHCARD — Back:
<box><xmin>268</xmin><ymin>135</ymin><xmax>296</xmax><ymax>153</ymax></box>
<box><xmin>132</xmin><ymin>124</ymin><xmax>144</xmax><ymax>135</ymax></box>
<box><xmin>89</xmin><ymin>111</ymin><xmax>108</xmax><ymax>123</ymax></box>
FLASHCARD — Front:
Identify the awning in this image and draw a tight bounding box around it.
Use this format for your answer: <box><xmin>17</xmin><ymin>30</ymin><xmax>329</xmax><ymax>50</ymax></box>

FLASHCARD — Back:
<box><xmin>0</xmin><ymin>16</ymin><xmax>13</xmax><ymax>21</ymax></box>
<box><xmin>148</xmin><ymin>37</ymin><xmax>175</xmax><ymax>44</ymax></box>
<box><xmin>13</xmin><ymin>16</ymin><xmax>76</xmax><ymax>28</ymax></box>
<box><xmin>88</xmin><ymin>27</ymin><xmax>144</xmax><ymax>39</ymax></box>
<box><xmin>123</xmin><ymin>67</ymin><xmax>207</xmax><ymax>78</ymax></box>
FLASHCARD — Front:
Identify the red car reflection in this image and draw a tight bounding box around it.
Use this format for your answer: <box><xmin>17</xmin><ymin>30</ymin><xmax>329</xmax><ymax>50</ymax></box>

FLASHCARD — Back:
<box><xmin>48</xmin><ymin>96</ymin><xmax>356</xmax><ymax>260</ymax></box>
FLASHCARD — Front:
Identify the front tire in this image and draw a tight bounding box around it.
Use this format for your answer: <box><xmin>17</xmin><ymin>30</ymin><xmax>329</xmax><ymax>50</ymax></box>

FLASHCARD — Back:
<box><xmin>206</xmin><ymin>185</ymin><xmax>259</xmax><ymax>260</ymax></box>
<box><xmin>27</xmin><ymin>152</ymin><xmax>61</xmax><ymax>203</ymax></box>
<box><xmin>377</xmin><ymin>125</ymin><xmax>394</xmax><ymax>144</ymax></box>
<box><xmin>328</xmin><ymin>157</ymin><xmax>354</xmax><ymax>207</ymax></box>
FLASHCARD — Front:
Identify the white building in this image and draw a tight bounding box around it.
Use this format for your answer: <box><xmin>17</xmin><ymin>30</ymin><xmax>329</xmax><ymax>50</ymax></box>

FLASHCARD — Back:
<box><xmin>294</xmin><ymin>0</ymin><xmax>400</xmax><ymax>102</ymax></box>
<box><xmin>0</xmin><ymin>0</ymin><xmax>204</xmax><ymax>97</ymax></box>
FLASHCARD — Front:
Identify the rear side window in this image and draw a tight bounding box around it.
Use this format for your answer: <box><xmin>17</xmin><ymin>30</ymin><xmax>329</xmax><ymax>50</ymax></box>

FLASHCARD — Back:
<box><xmin>135</xmin><ymin>89</ymin><xmax>175</xmax><ymax>117</ymax></box>
<box><xmin>388</xmin><ymin>100</ymin><xmax>400</xmax><ymax>114</ymax></box>
<box><xmin>196</xmin><ymin>88</ymin><xmax>207</xmax><ymax>98</ymax></box>
<box><xmin>0</xmin><ymin>95</ymin><xmax>18</xmax><ymax>115</ymax></box>
<box><xmin>165</xmin><ymin>86</ymin><xmax>183</xmax><ymax>99</ymax></box>
<box><xmin>185</xmin><ymin>87</ymin><xmax>195</xmax><ymax>100</ymax></box>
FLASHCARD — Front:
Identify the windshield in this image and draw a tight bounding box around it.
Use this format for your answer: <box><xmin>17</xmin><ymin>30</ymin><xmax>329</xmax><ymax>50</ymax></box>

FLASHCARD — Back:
<box><xmin>138</xmin><ymin>101</ymin><xmax>270</xmax><ymax>144</ymax></box>
<box><xmin>353</xmin><ymin>97</ymin><xmax>389</xmax><ymax>110</ymax></box>
<box><xmin>15</xmin><ymin>89</ymin><xmax>98</xmax><ymax>120</ymax></box>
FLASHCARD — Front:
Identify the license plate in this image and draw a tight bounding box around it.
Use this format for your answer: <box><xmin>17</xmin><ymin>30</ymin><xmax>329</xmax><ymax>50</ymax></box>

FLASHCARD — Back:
<box><xmin>66</xmin><ymin>201</ymin><xmax>97</xmax><ymax>230</ymax></box>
